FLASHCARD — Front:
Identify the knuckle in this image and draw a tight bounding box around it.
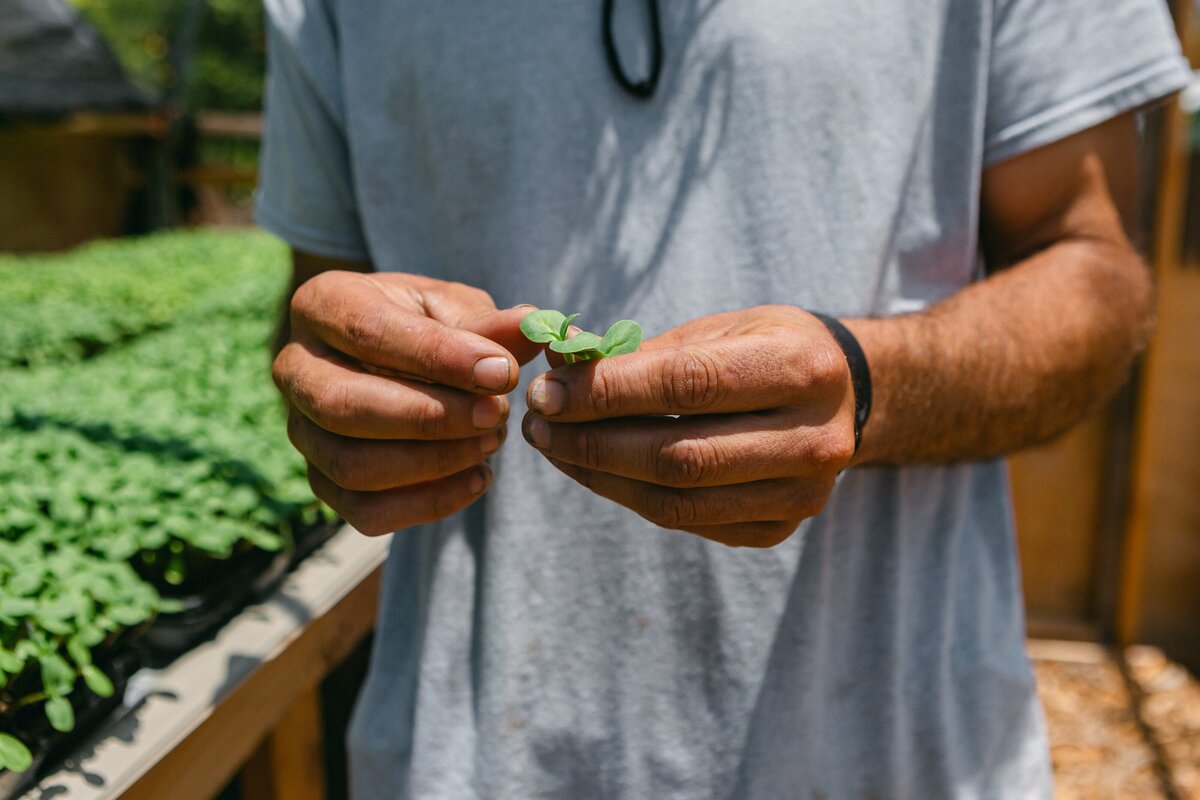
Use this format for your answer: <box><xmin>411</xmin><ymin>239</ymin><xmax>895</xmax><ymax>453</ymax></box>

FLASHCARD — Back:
<box><xmin>590</xmin><ymin>367</ymin><xmax>621</xmax><ymax>417</ymax></box>
<box><xmin>663</xmin><ymin>349</ymin><xmax>724</xmax><ymax>410</ymax></box>
<box><xmin>285</xmin><ymin>410</ymin><xmax>306</xmax><ymax>450</ymax></box>
<box><xmin>271</xmin><ymin>349</ymin><xmax>291</xmax><ymax>395</ymax></box>
<box><xmin>578</xmin><ymin>427</ymin><xmax>604</xmax><ymax>470</ymax></box>
<box><xmin>305</xmin><ymin>464</ymin><xmax>333</xmax><ymax>505</ymax></box>
<box><xmin>415</xmin><ymin>399</ymin><xmax>449</xmax><ymax>439</ymax></box>
<box><xmin>660</xmin><ymin>437</ymin><xmax>720</xmax><ymax>487</ymax></box>
<box><xmin>311</xmin><ymin>380</ymin><xmax>357</xmax><ymax>431</ymax></box>
<box><xmin>654</xmin><ymin>491</ymin><xmax>699</xmax><ymax>529</ymax></box>
<box><xmin>808</xmin><ymin>340</ymin><xmax>849</xmax><ymax>393</ymax></box>
<box><xmin>806</xmin><ymin>429</ymin><xmax>854</xmax><ymax>474</ymax></box>
<box><xmin>432</xmin><ymin>442</ymin><xmax>461</xmax><ymax>479</ymax></box>
<box><xmin>272</xmin><ymin>345</ymin><xmax>306</xmax><ymax>401</ymax></box>
<box><xmin>409</xmin><ymin>323</ymin><xmax>457</xmax><ymax>376</ymax></box>
<box><xmin>290</xmin><ymin>274</ymin><xmax>324</xmax><ymax>319</ymax></box>
<box><xmin>325</xmin><ymin>446</ymin><xmax>367</xmax><ymax>491</ymax></box>
<box><xmin>344</xmin><ymin>305</ymin><xmax>389</xmax><ymax>357</ymax></box>
<box><xmin>790</xmin><ymin>481</ymin><xmax>833</xmax><ymax>520</ymax></box>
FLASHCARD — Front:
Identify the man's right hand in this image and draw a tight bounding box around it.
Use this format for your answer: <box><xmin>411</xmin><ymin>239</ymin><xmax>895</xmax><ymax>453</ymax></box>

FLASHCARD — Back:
<box><xmin>273</xmin><ymin>269</ymin><xmax>541</xmax><ymax>534</ymax></box>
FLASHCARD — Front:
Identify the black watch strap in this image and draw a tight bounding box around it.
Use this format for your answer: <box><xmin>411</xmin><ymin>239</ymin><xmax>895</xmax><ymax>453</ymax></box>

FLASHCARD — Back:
<box><xmin>810</xmin><ymin>312</ymin><xmax>872</xmax><ymax>455</ymax></box>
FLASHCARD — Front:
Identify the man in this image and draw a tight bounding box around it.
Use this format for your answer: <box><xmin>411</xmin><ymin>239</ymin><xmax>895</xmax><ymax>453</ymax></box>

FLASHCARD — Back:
<box><xmin>258</xmin><ymin>1</ymin><xmax>1191</xmax><ymax>796</ymax></box>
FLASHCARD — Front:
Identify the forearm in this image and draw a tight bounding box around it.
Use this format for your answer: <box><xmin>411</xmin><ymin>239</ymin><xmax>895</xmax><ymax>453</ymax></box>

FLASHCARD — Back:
<box><xmin>845</xmin><ymin>237</ymin><xmax>1152</xmax><ymax>465</ymax></box>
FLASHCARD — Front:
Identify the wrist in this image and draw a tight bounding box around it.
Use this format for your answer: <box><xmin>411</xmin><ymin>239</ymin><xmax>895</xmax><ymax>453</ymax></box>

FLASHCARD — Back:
<box><xmin>809</xmin><ymin>313</ymin><xmax>873</xmax><ymax>463</ymax></box>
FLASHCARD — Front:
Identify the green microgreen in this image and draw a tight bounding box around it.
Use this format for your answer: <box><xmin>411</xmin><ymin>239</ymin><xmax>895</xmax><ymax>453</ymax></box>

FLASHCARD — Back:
<box><xmin>0</xmin><ymin>230</ymin><xmax>333</xmax><ymax>771</ymax></box>
<box><xmin>0</xmin><ymin>733</ymin><xmax>32</xmax><ymax>773</ymax></box>
<box><xmin>520</xmin><ymin>310</ymin><xmax>643</xmax><ymax>365</ymax></box>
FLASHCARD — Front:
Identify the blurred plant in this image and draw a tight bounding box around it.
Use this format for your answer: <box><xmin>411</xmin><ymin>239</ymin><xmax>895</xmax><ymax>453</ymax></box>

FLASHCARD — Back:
<box><xmin>0</xmin><ymin>540</ymin><xmax>165</xmax><ymax>772</ymax></box>
<box><xmin>68</xmin><ymin>0</ymin><xmax>266</xmax><ymax>111</ymax></box>
<box><xmin>0</xmin><ymin>230</ymin><xmax>332</xmax><ymax>773</ymax></box>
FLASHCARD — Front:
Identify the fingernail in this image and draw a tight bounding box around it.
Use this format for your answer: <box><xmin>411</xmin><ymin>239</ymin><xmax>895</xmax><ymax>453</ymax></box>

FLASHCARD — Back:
<box><xmin>480</xmin><ymin>430</ymin><xmax>503</xmax><ymax>455</ymax></box>
<box><xmin>472</xmin><ymin>397</ymin><xmax>504</xmax><ymax>429</ymax></box>
<box><xmin>473</xmin><ymin>357</ymin><xmax>510</xmax><ymax>392</ymax></box>
<box><xmin>469</xmin><ymin>468</ymin><xmax>489</xmax><ymax>494</ymax></box>
<box><xmin>510</xmin><ymin>303</ymin><xmax>538</xmax><ymax>311</ymax></box>
<box><xmin>526</xmin><ymin>416</ymin><xmax>550</xmax><ymax>449</ymax></box>
<box><xmin>529</xmin><ymin>378</ymin><xmax>564</xmax><ymax>415</ymax></box>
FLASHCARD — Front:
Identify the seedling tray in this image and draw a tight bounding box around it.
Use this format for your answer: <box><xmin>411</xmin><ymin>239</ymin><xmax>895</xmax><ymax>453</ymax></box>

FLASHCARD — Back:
<box><xmin>145</xmin><ymin>519</ymin><xmax>341</xmax><ymax>655</ymax></box>
<box><xmin>0</xmin><ymin>646</ymin><xmax>141</xmax><ymax>800</ymax></box>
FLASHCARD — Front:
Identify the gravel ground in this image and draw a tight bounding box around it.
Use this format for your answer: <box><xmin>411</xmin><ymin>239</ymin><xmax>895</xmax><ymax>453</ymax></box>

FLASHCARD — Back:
<box><xmin>1030</xmin><ymin>640</ymin><xmax>1200</xmax><ymax>799</ymax></box>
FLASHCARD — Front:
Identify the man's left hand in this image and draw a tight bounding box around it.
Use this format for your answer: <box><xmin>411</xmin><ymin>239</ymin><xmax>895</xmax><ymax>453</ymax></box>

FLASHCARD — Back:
<box><xmin>522</xmin><ymin>305</ymin><xmax>856</xmax><ymax>548</ymax></box>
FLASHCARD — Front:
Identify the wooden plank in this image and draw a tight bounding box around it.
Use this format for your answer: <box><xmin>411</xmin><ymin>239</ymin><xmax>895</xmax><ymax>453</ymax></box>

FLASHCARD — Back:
<box><xmin>1026</xmin><ymin>638</ymin><xmax>1112</xmax><ymax>665</ymax></box>
<box><xmin>241</xmin><ymin>687</ymin><xmax>328</xmax><ymax>800</ymax></box>
<box><xmin>20</xmin><ymin>526</ymin><xmax>389</xmax><ymax>800</ymax></box>
<box><xmin>9</xmin><ymin>112</ymin><xmax>172</xmax><ymax>139</ymax></box>
<box><xmin>0</xmin><ymin>129</ymin><xmax>144</xmax><ymax>251</ymax></box>
<box><xmin>1010</xmin><ymin>411</ymin><xmax>1111</xmax><ymax>626</ymax></box>
<box><xmin>195</xmin><ymin>112</ymin><xmax>263</xmax><ymax>139</ymax></box>
<box><xmin>1121</xmin><ymin>272</ymin><xmax>1200</xmax><ymax>659</ymax></box>
<box><xmin>1025</xmin><ymin>618</ymin><xmax>1103</xmax><ymax>646</ymax></box>
<box><xmin>1118</xmin><ymin>0</ymin><xmax>1197</xmax><ymax>646</ymax></box>
<box><xmin>176</xmin><ymin>164</ymin><xmax>259</xmax><ymax>188</ymax></box>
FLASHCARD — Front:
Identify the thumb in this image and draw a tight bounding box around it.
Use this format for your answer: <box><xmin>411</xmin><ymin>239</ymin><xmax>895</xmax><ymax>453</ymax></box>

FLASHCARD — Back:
<box><xmin>460</xmin><ymin>305</ymin><xmax>545</xmax><ymax>366</ymax></box>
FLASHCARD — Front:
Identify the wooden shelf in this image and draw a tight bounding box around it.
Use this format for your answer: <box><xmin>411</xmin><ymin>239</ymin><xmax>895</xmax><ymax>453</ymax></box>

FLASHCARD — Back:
<box><xmin>19</xmin><ymin>525</ymin><xmax>388</xmax><ymax>800</ymax></box>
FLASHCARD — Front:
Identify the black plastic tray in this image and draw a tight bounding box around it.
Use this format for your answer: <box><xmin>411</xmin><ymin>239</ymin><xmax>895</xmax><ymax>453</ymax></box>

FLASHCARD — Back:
<box><xmin>0</xmin><ymin>646</ymin><xmax>142</xmax><ymax>800</ymax></box>
<box><xmin>145</xmin><ymin>519</ymin><xmax>340</xmax><ymax>656</ymax></box>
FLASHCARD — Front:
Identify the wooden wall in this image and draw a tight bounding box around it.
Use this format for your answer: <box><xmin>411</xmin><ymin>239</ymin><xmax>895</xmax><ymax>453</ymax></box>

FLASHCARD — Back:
<box><xmin>0</xmin><ymin>117</ymin><xmax>159</xmax><ymax>252</ymax></box>
<box><xmin>1014</xmin><ymin>0</ymin><xmax>1199</xmax><ymax>663</ymax></box>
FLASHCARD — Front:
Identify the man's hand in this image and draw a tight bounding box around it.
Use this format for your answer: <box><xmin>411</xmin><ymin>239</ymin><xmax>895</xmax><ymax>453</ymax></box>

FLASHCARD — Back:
<box><xmin>522</xmin><ymin>113</ymin><xmax>1151</xmax><ymax>546</ymax></box>
<box><xmin>274</xmin><ymin>268</ymin><xmax>541</xmax><ymax>534</ymax></box>
<box><xmin>522</xmin><ymin>306</ymin><xmax>857</xmax><ymax>548</ymax></box>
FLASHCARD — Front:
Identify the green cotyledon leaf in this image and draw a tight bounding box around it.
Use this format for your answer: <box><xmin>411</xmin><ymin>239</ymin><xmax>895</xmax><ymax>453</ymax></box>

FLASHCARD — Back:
<box><xmin>548</xmin><ymin>331</ymin><xmax>604</xmax><ymax>356</ymax></box>
<box><xmin>519</xmin><ymin>310</ymin><xmax>570</xmax><ymax>343</ymax></box>
<box><xmin>0</xmin><ymin>733</ymin><xmax>33</xmax><ymax>773</ymax></box>
<box><xmin>81</xmin><ymin>665</ymin><xmax>115</xmax><ymax>698</ymax></box>
<box><xmin>44</xmin><ymin>695</ymin><xmax>75</xmax><ymax>733</ymax></box>
<box><xmin>599</xmin><ymin>320</ymin><xmax>643</xmax><ymax>357</ymax></box>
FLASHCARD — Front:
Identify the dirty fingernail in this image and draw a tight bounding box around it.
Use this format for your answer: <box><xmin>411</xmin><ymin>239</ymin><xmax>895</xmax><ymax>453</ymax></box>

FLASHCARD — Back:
<box><xmin>473</xmin><ymin>357</ymin><xmax>510</xmax><ymax>391</ymax></box>
<box><xmin>526</xmin><ymin>416</ymin><xmax>550</xmax><ymax>449</ymax></box>
<box><xmin>529</xmin><ymin>378</ymin><xmax>564</xmax><ymax>415</ymax></box>
<box><xmin>473</xmin><ymin>397</ymin><xmax>504</xmax><ymax>429</ymax></box>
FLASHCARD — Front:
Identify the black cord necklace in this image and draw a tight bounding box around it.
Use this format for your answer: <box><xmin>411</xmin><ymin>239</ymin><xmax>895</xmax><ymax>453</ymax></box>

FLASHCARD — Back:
<box><xmin>602</xmin><ymin>0</ymin><xmax>663</xmax><ymax>99</ymax></box>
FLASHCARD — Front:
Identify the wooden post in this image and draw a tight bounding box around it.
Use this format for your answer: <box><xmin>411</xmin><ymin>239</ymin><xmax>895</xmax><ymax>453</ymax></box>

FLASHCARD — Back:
<box><xmin>241</xmin><ymin>687</ymin><xmax>328</xmax><ymax>800</ymax></box>
<box><xmin>1116</xmin><ymin>0</ymin><xmax>1196</xmax><ymax>646</ymax></box>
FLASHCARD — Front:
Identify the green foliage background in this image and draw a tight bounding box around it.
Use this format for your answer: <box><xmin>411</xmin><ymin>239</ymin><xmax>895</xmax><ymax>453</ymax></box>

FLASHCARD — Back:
<box><xmin>0</xmin><ymin>230</ymin><xmax>324</xmax><ymax>769</ymax></box>
<box><xmin>68</xmin><ymin>0</ymin><xmax>266</xmax><ymax>111</ymax></box>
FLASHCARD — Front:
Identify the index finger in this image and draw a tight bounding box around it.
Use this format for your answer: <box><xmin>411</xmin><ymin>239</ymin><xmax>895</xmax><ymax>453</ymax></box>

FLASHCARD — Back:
<box><xmin>292</xmin><ymin>272</ymin><xmax>518</xmax><ymax>394</ymax></box>
<box><xmin>527</xmin><ymin>338</ymin><xmax>832</xmax><ymax>421</ymax></box>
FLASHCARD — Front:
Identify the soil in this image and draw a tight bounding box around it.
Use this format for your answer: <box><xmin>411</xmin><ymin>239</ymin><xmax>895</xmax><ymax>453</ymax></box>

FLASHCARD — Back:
<box><xmin>1031</xmin><ymin>640</ymin><xmax>1200</xmax><ymax>799</ymax></box>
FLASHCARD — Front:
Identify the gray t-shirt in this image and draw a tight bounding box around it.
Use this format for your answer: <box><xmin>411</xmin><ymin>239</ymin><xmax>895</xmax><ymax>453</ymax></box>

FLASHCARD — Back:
<box><xmin>255</xmin><ymin>2</ymin><xmax>1189</xmax><ymax>798</ymax></box>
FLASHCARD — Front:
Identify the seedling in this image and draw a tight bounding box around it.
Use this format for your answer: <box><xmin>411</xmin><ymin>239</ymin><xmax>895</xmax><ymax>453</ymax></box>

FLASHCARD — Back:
<box><xmin>0</xmin><ymin>540</ymin><xmax>163</xmax><ymax>773</ymax></box>
<box><xmin>0</xmin><ymin>232</ymin><xmax>330</xmax><ymax>774</ymax></box>
<box><xmin>520</xmin><ymin>310</ymin><xmax>643</xmax><ymax>364</ymax></box>
<box><xmin>0</xmin><ymin>733</ymin><xmax>31</xmax><ymax>773</ymax></box>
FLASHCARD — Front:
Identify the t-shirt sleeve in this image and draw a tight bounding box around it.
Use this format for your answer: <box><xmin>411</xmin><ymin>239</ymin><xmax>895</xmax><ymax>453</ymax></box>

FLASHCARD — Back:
<box><xmin>254</xmin><ymin>0</ymin><xmax>370</xmax><ymax>261</ymax></box>
<box><xmin>984</xmin><ymin>0</ymin><xmax>1193</xmax><ymax>166</ymax></box>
